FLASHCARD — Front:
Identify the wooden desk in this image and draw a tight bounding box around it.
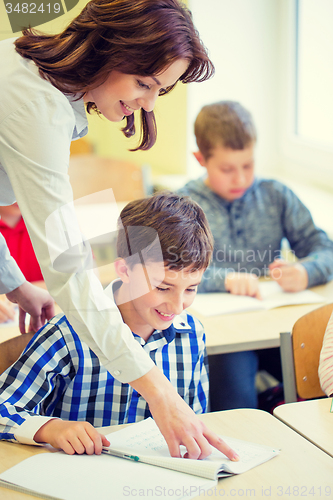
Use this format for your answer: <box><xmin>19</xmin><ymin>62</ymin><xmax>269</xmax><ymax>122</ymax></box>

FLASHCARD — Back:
<box><xmin>0</xmin><ymin>322</ymin><xmax>20</xmax><ymax>344</ymax></box>
<box><xmin>0</xmin><ymin>409</ymin><xmax>332</xmax><ymax>499</ymax></box>
<box><xmin>191</xmin><ymin>281</ymin><xmax>333</xmax><ymax>355</ymax></box>
<box><xmin>0</xmin><ymin>304</ymin><xmax>61</xmax><ymax>345</ymax></box>
<box><xmin>274</xmin><ymin>398</ymin><xmax>333</xmax><ymax>458</ymax></box>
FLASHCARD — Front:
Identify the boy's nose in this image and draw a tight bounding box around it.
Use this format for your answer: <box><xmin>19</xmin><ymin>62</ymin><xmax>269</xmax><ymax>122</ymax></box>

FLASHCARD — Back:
<box><xmin>168</xmin><ymin>295</ymin><xmax>184</xmax><ymax>315</ymax></box>
<box><xmin>234</xmin><ymin>170</ymin><xmax>246</xmax><ymax>185</ymax></box>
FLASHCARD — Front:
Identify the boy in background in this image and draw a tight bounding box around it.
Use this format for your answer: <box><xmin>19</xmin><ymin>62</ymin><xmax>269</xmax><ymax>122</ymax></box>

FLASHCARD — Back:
<box><xmin>0</xmin><ymin>192</ymin><xmax>238</xmax><ymax>461</ymax></box>
<box><xmin>0</xmin><ymin>203</ymin><xmax>43</xmax><ymax>323</ymax></box>
<box><xmin>0</xmin><ymin>203</ymin><xmax>43</xmax><ymax>283</ymax></box>
<box><xmin>178</xmin><ymin>101</ymin><xmax>333</xmax><ymax>410</ymax></box>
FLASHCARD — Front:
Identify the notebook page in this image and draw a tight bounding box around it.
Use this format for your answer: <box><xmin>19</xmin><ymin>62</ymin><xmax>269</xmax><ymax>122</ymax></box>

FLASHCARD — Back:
<box><xmin>105</xmin><ymin>418</ymin><xmax>279</xmax><ymax>479</ymax></box>
<box><xmin>259</xmin><ymin>281</ymin><xmax>325</xmax><ymax>309</ymax></box>
<box><xmin>190</xmin><ymin>292</ymin><xmax>263</xmax><ymax>316</ymax></box>
<box><xmin>0</xmin><ymin>452</ymin><xmax>216</xmax><ymax>500</ymax></box>
<box><xmin>212</xmin><ymin>436</ymin><xmax>280</xmax><ymax>474</ymax></box>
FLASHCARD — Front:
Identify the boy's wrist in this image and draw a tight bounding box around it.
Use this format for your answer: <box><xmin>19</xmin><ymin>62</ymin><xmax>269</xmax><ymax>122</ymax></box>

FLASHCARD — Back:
<box><xmin>12</xmin><ymin>415</ymin><xmax>56</xmax><ymax>446</ymax></box>
<box><xmin>34</xmin><ymin>418</ymin><xmax>59</xmax><ymax>444</ymax></box>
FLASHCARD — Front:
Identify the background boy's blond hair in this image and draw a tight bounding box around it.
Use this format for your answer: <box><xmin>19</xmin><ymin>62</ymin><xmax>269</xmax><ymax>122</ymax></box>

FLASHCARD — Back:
<box><xmin>194</xmin><ymin>101</ymin><xmax>257</xmax><ymax>160</ymax></box>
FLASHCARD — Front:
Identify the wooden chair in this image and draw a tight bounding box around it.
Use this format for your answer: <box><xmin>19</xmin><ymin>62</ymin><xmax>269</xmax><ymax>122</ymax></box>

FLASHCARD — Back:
<box><xmin>0</xmin><ymin>332</ymin><xmax>34</xmax><ymax>375</ymax></box>
<box><xmin>280</xmin><ymin>303</ymin><xmax>333</xmax><ymax>403</ymax></box>
<box><xmin>68</xmin><ymin>155</ymin><xmax>152</xmax><ymax>203</ymax></box>
<box><xmin>70</xmin><ymin>138</ymin><xmax>94</xmax><ymax>156</ymax></box>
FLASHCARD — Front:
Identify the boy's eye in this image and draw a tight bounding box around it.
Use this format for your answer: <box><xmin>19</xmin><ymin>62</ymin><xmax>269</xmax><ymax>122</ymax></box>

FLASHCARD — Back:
<box><xmin>156</xmin><ymin>287</ymin><xmax>169</xmax><ymax>292</ymax></box>
<box><xmin>187</xmin><ymin>288</ymin><xmax>196</xmax><ymax>293</ymax></box>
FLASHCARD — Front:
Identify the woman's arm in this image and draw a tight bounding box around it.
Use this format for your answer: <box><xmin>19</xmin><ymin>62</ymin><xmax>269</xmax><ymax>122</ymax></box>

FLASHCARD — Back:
<box><xmin>131</xmin><ymin>366</ymin><xmax>239</xmax><ymax>461</ymax></box>
<box><xmin>1</xmin><ymin>91</ymin><xmax>154</xmax><ymax>383</ymax></box>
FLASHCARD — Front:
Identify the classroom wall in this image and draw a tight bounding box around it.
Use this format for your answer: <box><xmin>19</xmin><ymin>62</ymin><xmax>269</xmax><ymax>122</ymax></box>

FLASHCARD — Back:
<box><xmin>0</xmin><ymin>0</ymin><xmax>188</xmax><ymax>177</ymax></box>
<box><xmin>187</xmin><ymin>0</ymin><xmax>281</xmax><ymax>179</ymax></box>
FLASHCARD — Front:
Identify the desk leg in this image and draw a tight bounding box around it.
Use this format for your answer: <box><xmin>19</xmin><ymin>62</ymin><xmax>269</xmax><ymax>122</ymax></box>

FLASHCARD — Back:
<box><xmin>280</xmin><ymin>331</ymin><xmax>298</xmax><ymax>403</ymax></box>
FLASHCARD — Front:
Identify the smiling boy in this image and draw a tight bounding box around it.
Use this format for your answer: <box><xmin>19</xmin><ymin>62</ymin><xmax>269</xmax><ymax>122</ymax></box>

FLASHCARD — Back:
<box><xmin>0</xmin><ymin>192</ymin><xmax>237</xmax><ymax>458</ymax></box>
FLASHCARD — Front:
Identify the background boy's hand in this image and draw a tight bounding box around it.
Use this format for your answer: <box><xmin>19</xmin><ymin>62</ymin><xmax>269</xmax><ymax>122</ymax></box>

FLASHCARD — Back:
<box><xmin>34</xmin><ymin>419</ymin><xmax>110</xmax><ymax>455</ymax></box>
<box><xmin>0</xmin><ymin>296</ymin><xmax>16</xmax><ymax>323</ymax></box>
<box><xmin>225</xmin><ymin>272</ymin><xmax>261</xmax><ymax>299</ymax></box>
<box><xmin>269</xmin><ymin>259</ymin><xmax>308</xmax><ymax>292</ymax></box>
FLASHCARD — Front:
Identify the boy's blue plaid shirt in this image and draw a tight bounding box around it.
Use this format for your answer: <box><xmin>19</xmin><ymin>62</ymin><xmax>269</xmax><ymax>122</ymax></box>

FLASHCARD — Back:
<box><xmin>0</xmin><ymin>311</ymin><xmax>208</xmax><ymax>445</ymax></box>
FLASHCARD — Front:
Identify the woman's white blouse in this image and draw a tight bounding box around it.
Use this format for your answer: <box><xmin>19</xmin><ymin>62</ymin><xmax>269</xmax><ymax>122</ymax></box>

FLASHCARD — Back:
<box><xmin>0</xmin><ymin>37</ymin><xmax>154</xmax><ymax>383</ymax></box>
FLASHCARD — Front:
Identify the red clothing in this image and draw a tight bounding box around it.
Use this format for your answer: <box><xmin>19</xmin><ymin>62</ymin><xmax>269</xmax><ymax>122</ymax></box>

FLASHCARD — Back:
<box><xmin>0</xmin><ymin>217</ymin><xmax>43</xmax><ymax>283</ymax></box>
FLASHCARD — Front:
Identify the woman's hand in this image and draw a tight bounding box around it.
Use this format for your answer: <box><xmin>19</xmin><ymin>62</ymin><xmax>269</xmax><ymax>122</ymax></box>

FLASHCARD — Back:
<box><xmin>131</xmin><ymin>366</ymin><xmax>240</xmax><ymax>461</ymax></box>
<box><xmin>6</xmin><ymin>281</ymin><xmax>55</xmax><ymax>333</ymax></box>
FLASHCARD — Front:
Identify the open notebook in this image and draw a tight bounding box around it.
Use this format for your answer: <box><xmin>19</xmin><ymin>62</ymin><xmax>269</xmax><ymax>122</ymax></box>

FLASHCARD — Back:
<box><xmin>191</xmin><ymin>281</ymin><xmax>326</xmax><ymax>316</ymax></box>
<box><xmin>0</xmin><ymin>418</ymin><xmax>279</xmax><ymax>500</ymax></box>
<box><xmin>102</xmin><ymin>417</ymin><xmax>280</xmax><ymax>479</ymax></box>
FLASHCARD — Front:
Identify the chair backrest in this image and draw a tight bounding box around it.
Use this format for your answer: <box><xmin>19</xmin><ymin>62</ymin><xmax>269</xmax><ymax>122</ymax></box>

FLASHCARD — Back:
<box><xmin>292</xmin><ymin>303</ymin><xmax>333</xmax><ymax>399</ymax></box>
<box><xmin>68</xmin><ymin>155</ymin><xmax>150</xmax><ymax>202</ymax></box>
<box><xmin>70</xmin><ymin>138</ymin><xmax>94</xmax><ymax>156</ymax></box>
<box><xmin>0</xmin><ymin>332</ymin><xmax>35</xmax><ymax>375</ymax></box>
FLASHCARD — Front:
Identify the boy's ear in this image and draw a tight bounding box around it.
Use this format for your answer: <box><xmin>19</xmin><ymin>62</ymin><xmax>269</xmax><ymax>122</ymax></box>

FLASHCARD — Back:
<box><xmin>193</xmin><ymin>150</ymin><xmax>206</xmax><ymax>167</ymax></box>
<box><xmin>114</xmin><ymin>258</ymin><xmax>130</xmax><ymax>283</ymax></box>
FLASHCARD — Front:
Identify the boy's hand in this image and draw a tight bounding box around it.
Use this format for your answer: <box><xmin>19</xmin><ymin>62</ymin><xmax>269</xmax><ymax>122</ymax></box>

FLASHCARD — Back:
<box><xmin>34</xmin><ymin>419</ymin><xmax>110</xmax><ymax>455</ymax></box>
<box><xmin>225</xmin><ymin>272</ymin><xmax>261</xmax><ymax>299</ymax></box>
<box><xmin>131</xmin><ymin>366</ymin><xmax>240</xmax><ymax>462</ymax></box>
<box><xmin>0</xmin><ymin>297</ymin><xmax>16</xmax><ymax>323</ymax></box>
<box><xmin>269</xmin><ymin>259</ymin><xmax>308</xmax><ymax>292</ymax></box>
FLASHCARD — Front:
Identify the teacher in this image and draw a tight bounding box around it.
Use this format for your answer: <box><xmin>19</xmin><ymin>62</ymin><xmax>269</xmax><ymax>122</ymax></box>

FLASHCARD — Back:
<box><xmin>0</xmin><ymin>0</ymin><xmax>237</xmax><ymax>460</ymax></box>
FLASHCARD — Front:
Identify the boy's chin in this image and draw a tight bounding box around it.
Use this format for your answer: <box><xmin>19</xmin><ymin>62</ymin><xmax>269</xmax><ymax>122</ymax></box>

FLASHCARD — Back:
<box><xmin>153</xmin><ymin>318</ymin><xmax>174</xmax><ymax>331</ymax></box>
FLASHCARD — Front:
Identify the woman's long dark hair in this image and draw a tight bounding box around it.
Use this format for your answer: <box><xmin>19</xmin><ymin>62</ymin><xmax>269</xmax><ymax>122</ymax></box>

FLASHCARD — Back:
<box><xmin>15</xmin><ymin>0</ymin><xmax>214</xmax><ymax>150</ymax></box>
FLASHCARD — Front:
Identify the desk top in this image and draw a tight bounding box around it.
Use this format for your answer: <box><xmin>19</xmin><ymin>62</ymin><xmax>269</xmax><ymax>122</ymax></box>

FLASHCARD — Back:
<box><xmin>0</xmin><ymin>304</ymin><xmax>62</xmax><ymax>345</ymax></box>
<box><xmin>1</xmin><ymin>409</ymin><xmax>332</xmax><ymax>499</ymax></box>
<box><xmin>191</xmin><ymin>281</ymin><xmax>333</xmax><ymax>355</ymax></box>
<box><xmin>274</xmin><ymin>398</ymin><xmax>333</xmax><ymax>458</ymax></box>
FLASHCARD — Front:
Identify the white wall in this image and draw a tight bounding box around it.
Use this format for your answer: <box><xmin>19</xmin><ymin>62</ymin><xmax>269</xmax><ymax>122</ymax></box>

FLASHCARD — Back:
<box><xmin>187</xmin><ymin>0</ymin><xmax>281</xmax><ymax>179</ymax></box>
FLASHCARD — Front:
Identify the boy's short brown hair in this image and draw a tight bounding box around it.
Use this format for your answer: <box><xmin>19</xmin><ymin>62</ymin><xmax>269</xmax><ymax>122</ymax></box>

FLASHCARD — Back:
<box><xmin>194</xmin><ymin>101</ymin><xmax>257</xmax><ymax>160</ymax></box>
<box><xmin>117</xmin><ymin>191</ymin><xmax>213</xmax><ymax>271</ymax></box>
